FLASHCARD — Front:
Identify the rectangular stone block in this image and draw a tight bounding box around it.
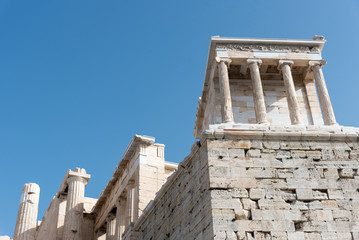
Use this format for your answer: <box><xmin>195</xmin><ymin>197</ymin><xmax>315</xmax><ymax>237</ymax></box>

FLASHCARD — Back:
<box><xmin>249</xmin><ymin>188</ymin><xmax>265</xmax><ymax>200</ymax></box>
<box><xmin>296</xmin><ymin>189</ymin><xmax>313</xmax><ymax>200</ymax></box>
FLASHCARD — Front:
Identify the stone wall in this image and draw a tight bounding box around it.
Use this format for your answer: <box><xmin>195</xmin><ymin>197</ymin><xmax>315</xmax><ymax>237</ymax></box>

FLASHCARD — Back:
<box><xmin>123</xmin><ymin>129</ymin><xmax>359</xmax><ymax>240</ymax></box>
<box><xmin>129</xmin><ymin>142</ymin><xmax>214</xmax><ymax>239</ymax></box>
<box><xmin>206</xmin><ymin>130</ymin><xmax>359</xmax><ymax>239</ymax></box>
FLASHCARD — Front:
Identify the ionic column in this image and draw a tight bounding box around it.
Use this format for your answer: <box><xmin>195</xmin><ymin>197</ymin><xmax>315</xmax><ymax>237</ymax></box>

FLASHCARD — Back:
<box><xmin>247</xmin><ymin>59</ymin><xmax>269</xmax><ymax>124</ymax></box>
<box><xmin>309</xmin><ymin>60</ymin><xmax>337</xmax><ymax>125</ymax></box>
<box><xmin>126</xmin><ymin>182</ymin><xmax>136</xmax><ymax>225</ymax></box>
<box><xmin>13</xmin><ymin>183</ymin><xmax>40</xmax><ymax>240</ymax></box>
<box><xmin>63</xmin><ymin>168</ymin><xmax>90</xmax><ymax>240</ymax></box>
<box><xmin>279</xmin><ymin>60</ymin><xmax>303</xmax><ymax>125</ymax></box>
<box><xmin>114</xmin><ymin>197</ymin><xmax>126</xmax><ymax>240</ymax></box>
<box><xmin>106</xmin><ymin>214</ymin><xmax>116</xmax><ymax>240</ymax></box>
<box><xmin>216</xmin><ymin>57</ymin><xmax>234</xmax><ymax>123</ymax></box>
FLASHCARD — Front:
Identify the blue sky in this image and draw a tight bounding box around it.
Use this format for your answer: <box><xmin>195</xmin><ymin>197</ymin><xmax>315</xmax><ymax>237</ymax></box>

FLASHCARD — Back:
<box><xmin>1</xmin><ymin>0</ymin><xmax>359</xmax><ymax>236</ymax></box>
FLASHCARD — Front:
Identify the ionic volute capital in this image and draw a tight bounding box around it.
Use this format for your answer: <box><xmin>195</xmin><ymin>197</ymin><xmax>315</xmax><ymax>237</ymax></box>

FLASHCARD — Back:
<box><xmin>247</xmin><ymin>58</ymin><xmax>262</xmax><ymax>67</ymax></box>
<box><xmin>215</xmin><ymin>57</ymin><xmax>232</xmax><ymax>67</ymax></box>
<box><xmin>278</xmin><ymin>59</ymin><xmax>294</xmax><ymax>71</ymax></box>
<box><xmin>309</xmin><ymin>60</ymin><xmax>327</xmax><ymax>70</ymax></box>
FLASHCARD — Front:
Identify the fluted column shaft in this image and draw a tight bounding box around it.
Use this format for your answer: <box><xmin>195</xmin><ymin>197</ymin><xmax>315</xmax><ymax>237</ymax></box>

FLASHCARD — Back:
<box><xmin>106</xmin><ymin>215</ymin><xmax>116</xmax><ymax>240</ymax></box>
<box><xmin>114</xmin><ymin>198</ymin><xmax>126</xmax><ymax>240</ymax></box>
<box><xmin>14</xmin><ymin>183</ymin><xmax>40</xmax><ymax>240</ymax></box>
<box><xmin>310</xmin><ymin>60</ymin><xmax>337</xmax><ymax>125</ymax></box>
<box><xmin>216</xmin><ymin>58</ymin><xmax>234</xmax><ymax>123</ymax></box>
<box><xmin>247</xmin><ymin>59</ymin><xmax>268</xmax><ymax>124</ymax></box>
<box><xmin>63</xmin><ymin>176</ymin><xmax>86</xmax><ymax>240</ymax></box>
<box><xmin>126</xmin><ymin>184</ymin><xmax>136</xmax><ymax>225</ymax></box>
<box><xmin>279</xmin><ymin>60</ymin><xmax>303</xmax><ymax>125</ymax></box>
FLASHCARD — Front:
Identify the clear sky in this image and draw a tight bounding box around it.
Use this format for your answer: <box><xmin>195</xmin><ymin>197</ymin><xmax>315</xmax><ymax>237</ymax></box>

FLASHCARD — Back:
<box><xmin>1</xmin><ymin>0</ymin><xmax>359</xmax><ymax>236</ymax></box>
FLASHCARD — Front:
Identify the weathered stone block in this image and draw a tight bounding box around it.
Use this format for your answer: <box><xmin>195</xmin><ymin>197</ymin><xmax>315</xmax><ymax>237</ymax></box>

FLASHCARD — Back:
<box><xmin>249</xmin><ymin>188</ymin><xmax>265</xmax><ymax>200</ymax></box>
<box><xmin>246</xmin><ymin>149</ymin><xmax>261</xmax><ymax>158</ymax></box>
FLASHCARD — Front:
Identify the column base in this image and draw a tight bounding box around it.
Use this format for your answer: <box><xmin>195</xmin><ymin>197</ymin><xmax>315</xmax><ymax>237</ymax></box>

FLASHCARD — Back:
<box><xmin>257</xmin><ymin>120</ymin><xmax>270</xmax><ymax>125</ymax></box>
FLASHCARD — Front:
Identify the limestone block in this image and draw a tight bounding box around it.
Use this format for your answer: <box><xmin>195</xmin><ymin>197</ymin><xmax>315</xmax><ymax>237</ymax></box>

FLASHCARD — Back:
<box><xmin>296</xmin><ymin>189</ymin><xmax>313</xmax><ymax>201</ymax></box>
<box><xmin>339</xmin><ymin>168</ymin><xmax>355</xmax><ymax>178</ymax></box>
<box><xmin>232</xmin><ymin>220</ymin><xmax>262</xmax><ymax>232</ymax></box>
<box><xmin>211</xmin><ymin>190</ymin><xmax>232</xmax><ymax>200</ymax></box>
<box><xmin>230</xmin><ymin>177</ymin><xmax>257</xmax><ymax>188</ymax></box>
<box><xmin>333</xmin><ymin>148</ymin><xmax>350</xmax><ymax>160</ymax></box>
<box><xmin>276</xmin><ymin>169</ymin><xmax>294</xmax><ymax>178</ymax></box>
<box><xmin>257</xmin><ymin>179</ymin><xmax>287</xmax><ymax>189</ymax></box>
<box><xmin>234</xmin><ymin>209</ymin><xmax>249</xmax><ymax>220</ymax></box>
<box><xmin>328</xmin><ymin>189</ymin><xmax>344</xmax><ymax>200</ymax></box>
<box><xmin>332</xmin><ymin>210</ymin><xmax>352</xmax><ymax>221</ymax></box>
<box><xmin>258</xmin><ymin>199</ymin><xmax>290</xmax><ymax>210</ymax></box>
<box><xmin>336</xmin><ymin>199</ymin><xmax>355</xmax><ymax>210</ymax></box>
<box><xmin>211</xmin><ymin>198</ymin><xmax>242</xmax><ymax>211</ymax></box>
<box><xmin>208</xmin><ymin>140</ymin><xmax>251</xmax><ymax>149</ymax></box>
<box><xmin>208</xmin><ymin>148</ymin><xmax>230</xmax><ymax>159</ymax></box>
<box><xmin>251</xmin><ymin>140</ymin><xmax>263</xmax><ymax>149</ymax></box>
<box><xmin>312</xmin><ymin>190</ymin><xmax>328</xmax><ymax>200</ymax></box>
<box><xmin>287</xmin><ymin>179</ymin><xmax>319</xmax><ymax>189</ymax></box>
<box><xmin>263</xmin><ymin>140</ymin><xmax>280</xmax><ymax>150</ymax></box>
<box><xmin>283</xmin><ymin>158</ymin><xmax>313</xmax><ymax>168</ymax></box>
<box><xmin>320</xmin><ymin>232</ymin><xmax>338</xmax><ymax>240</ymax></box>
<box><xmin>246</xmin><ymin>168</ymin><xmax>276</xmax><ymax>179</ymax></box>
<box><xmin>308</xmin><ymin>200</ymin><xmax>323</xmax><ymax>210</ymax></box>
<box><xmin>290</xmin><ymin>150</ymin><xmax>307</xmax><ymax>158</ymax></box>
<box><xmin>279</xmin><ymin>141</ymin><xmax>310</xmax><ymax>150</ymax></box>
<box><xmin>300</xmin><ymin>221</ymin><xmax>328</xmax><ymax>231</ymax></box>
<box><xmin>304</xmin><ymin>232</ymin><xmax>321</xmax><ymax>239</ymax></box>
<box><xmin>249</xmin><ymin>189</ymin><xmax>265</xmax><ymax>200</ymax></box>
<box><xmin>343</xmin><ymin>189</ymin><xmax>359</xmax><ymax>199</ymax></box>
<box><xmin>335</xmin><ymin>220</ymin><xmax>350</xmax><ymax>232</ymax></box>
<box><xmin>228</xmin><ymin>148</ymin><xmax>245</xmax><ymax>158</ymax></box>
<box><xmin>306</xmin><ymin>150</ymin><xmax>322</xmax><ymax>160</ymax></box>
<box><xmin>338</xmin><ymin>233</ymin><xmax>354</xmax><ymax>240</ymax></box>
<box><xmin>241</xmin><ymin>199</ymin><xmax>258</xmax><ymax>210</ymax></box>
<box><xmin>351</xmin><ymin>221</ymin><xmax>359</xmax><ymax>232</ymax></box>
<box><xmin>275</xmin><ymin>150</ymin><xmax>291</xmax><ymax>159</ymax></box>
<box><xmin>287</xmin><ymin>232</ymin><xmax>304</xmax><ymax>240</ymax></box>
<box><xmin>209</xmin><ymin>166</ymin><xmax>230</xmax><ymax>177</ymax></box>
<box><xmin>290</xmin><ymin>201</ymin><xmax>308</xmax><ymax>210</ymax></box>
<box><xmin>270</xmin><ymin>231</ymin><xmax>287</xmax><ymax>240</ymax></box>
<box><xmin>235</xmin><ymin>231</ymin><xmax>246</xmax><ymax>240</ymax></box>
<box><xmin>254</xmin><ymin>231</ymin><xmax>271</xmax><ymax>240</ymax></box>
<box><xmin>212</xmin><ymin>209</ymin><xmax>235</xmax><ymax>220</ymax></box>
<box><xmin>311</xmin><ymin>210</ymin><xmax>333</xmax><ymax>221</ymax></box>
<box><xmin>350</xmin><ymin>150</ymin><xmax>359</xmax><ymax>159</ymax></box>
<box><xmin>293</xmin><ymin>168</ymin><xmax>310</xmax><ymax>179</ymax></box>
<box><xmin>246</xmin><ymin>149</ymin><xmax>261</xmax><ymax>158</ymax></box>
<box><xmin>322</xmin><ymin>148</ymin><xmax>334</xmax><ymax>160</ymax></box>
<box><xmin>230</xmin><ymin>188</ymin><xmax>248</xmax><ymax>198</ymax></box>
<box><xmin>265</xmin><ymin>189</ymin><xmax>296</xmax><ymax>201</ymax></box>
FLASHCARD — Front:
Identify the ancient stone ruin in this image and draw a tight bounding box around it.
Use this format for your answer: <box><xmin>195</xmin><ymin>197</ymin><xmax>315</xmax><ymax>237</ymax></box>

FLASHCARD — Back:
<box><xmin>3</xmin><ymin>36</ymin><xmax>359</xmax><ymax>240</ymax></box>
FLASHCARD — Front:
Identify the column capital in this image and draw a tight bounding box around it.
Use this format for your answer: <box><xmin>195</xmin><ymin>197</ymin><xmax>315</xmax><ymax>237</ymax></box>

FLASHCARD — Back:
<box><xmin>309</xmin><ymin>60</ymin><xmax>327</xmax><ymax>68</ymax></box>
<box><xmin>215</xmin><ymin>57</ymin><xmax>232</xmax><ymax>65</ymax></box>
<box><xmin>278</xmin><ymin>59</ymin><xmax>294</xmax><ymax>68</ymax></box>
<box><xmin>106</xmin><ymin>213</ymin><xmax>116</xmax><ymax>222</ymax></box>
<box><xmin>247</xmin><ymin>58</ymin><xmax>262</xmax><ymax>66</ymax></box>
<box><xmin>66</xmin><ymin>168</ymin><xmax>91</xmax><ymax>185</ymax></box>
<box><xmin>115</xmin><ymin>196</ymin><xmax>126</xmax><ymax>208</ymax></box>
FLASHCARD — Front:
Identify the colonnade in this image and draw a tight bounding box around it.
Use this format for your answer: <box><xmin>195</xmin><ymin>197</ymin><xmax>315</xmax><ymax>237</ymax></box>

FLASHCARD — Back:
<box><xmin>98</xmin><ymin>181</ymin><xmax>137</xmax><ymax>240</ymax></box>
<box><xmin>215</xmin><ymin>57</ymin><xmax>337</xmax><ymax>126</ymax></box>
